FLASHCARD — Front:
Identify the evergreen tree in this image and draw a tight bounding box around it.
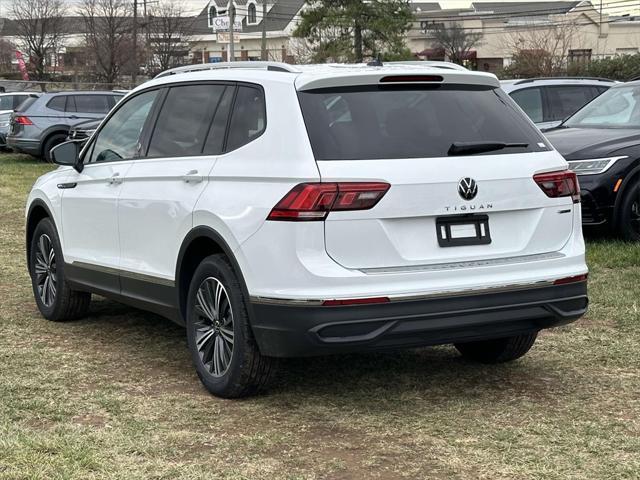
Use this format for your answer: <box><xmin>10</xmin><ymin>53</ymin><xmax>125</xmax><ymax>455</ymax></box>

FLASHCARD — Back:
<box><xmin>294</xmin><ymin>0</ymin><xmax>414</xmax><ymax>63</ymax></box>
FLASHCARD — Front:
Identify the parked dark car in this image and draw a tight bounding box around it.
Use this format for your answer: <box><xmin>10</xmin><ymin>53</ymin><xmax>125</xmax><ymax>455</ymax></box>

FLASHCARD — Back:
<box><xmin>7</xmin><ymin>91</ymin><xmax>124</xmax><ymax>162</ymax></box>
<box><xmin>545</xmin><ymin>81</ymin><xmax>640</xmax><ymax>240</ymax></box>
<box><xmin>66</xmin><ymin>118</ymin><xmax>101</xmax><ymax>142</ymax></box>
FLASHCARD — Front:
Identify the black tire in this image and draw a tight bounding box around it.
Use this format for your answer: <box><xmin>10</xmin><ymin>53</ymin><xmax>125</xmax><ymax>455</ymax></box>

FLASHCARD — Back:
<box><xmin>454</xmin><ymin>333</ymin><xmax>538</xmax><ymax>364</ymax></box>
<box><xmin>616</xmin><ymin>180</ymin><xmax>640</xmax><ymax>242</ymax></box>
<box><xmin>43</xmin><ymin>133</ymin><xmax>67</xmax><ymax>163</ymax></box>
<box><xmin>186</xmin><ymin>254</ymin><xmax>276</xmax><ymax>398</ymax></box>
<box><xmin>29</xmin><ymin>218</ymin><xmax>91</xmax><ymax>321</ymax></box>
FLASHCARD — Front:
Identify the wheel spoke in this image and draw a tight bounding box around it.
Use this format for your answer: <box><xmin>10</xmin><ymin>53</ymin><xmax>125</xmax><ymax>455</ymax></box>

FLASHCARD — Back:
<box><xmin>196</xmin><ymin>289</ymin><xmax>215</xmax><ymax>322</ymax></box>
<box><xmin>219</xmin><ymin>326</ymin><xmax>234</xmax><ymax>345</ymax></box>
<box><xmin>41</xmin><ymin>276</ymin><xmax>49</xmax><ymax>305</ymax></box>
<box><xmin>47</xmin><ymin>276</ymin><xmax>56</xmax><ymax>302</ymax></box>
<box><xmin>38</xmin><ymin>235</ymin><xmax>48</xmax><ymax>260</ymax></box>
<box><xmin>196</xmin><ymin>328</ymin><xmax>216</xmax><ymax>352</ymax></box>
<box><xmin>202</xmin><ymin>337</ymin><xmax>215</xmax><ymax>368</ymax></box>
<box><xmin>213</xmin><ymin>281</ymin><xmax>223</xmax><ymax>321</ymax></box>
<box><xmin>212</xmin><ymin>335</ymin><xmax>221</xmax><ymax>375</ymax></box>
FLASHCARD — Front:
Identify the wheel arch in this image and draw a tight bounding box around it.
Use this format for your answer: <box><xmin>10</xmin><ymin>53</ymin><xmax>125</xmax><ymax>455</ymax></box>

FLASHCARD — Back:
<box><xmin>26</xmin><ymin>199</ymin><xmax>56</xmax><ymax>267</ymax></box>
<box><xmin>175</xmin><ymin>226</ymin><xmax>252</xmax><ymax>324</ymax></box>
<box><xmin>40</xmin><ymin>127</ymin><xmax>70</xmax><ymax>156</ymax></box>
<box><xmin>613</xmin><ymin>161</ymin><xmax>640</xmax><ymax>229</ymax></box>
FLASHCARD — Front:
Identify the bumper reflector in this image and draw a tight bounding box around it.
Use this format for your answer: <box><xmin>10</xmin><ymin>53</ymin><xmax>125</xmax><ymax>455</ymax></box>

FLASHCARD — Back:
<box><xmin>322</xmin><ymin>297</ymin><xmax>390</xmax><ymax>306</ymax></box>
<box><xmin>553</xmin><ymin>274</ymin><xmax>588</xmax><ymax>285</ymax></box>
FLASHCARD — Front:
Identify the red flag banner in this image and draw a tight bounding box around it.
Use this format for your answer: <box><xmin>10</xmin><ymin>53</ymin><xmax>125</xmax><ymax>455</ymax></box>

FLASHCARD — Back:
<box><xmin>15</xmin><ymin>51</ymin><xmax>29</xmax><ymax>81</ymax></box>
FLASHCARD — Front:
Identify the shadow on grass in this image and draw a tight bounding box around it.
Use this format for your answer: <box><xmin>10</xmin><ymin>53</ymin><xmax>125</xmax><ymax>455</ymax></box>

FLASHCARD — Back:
<box><xmin>59</xmin><ymin>296</ymin><xmax>575</xmax><ymax>407</ymax></box>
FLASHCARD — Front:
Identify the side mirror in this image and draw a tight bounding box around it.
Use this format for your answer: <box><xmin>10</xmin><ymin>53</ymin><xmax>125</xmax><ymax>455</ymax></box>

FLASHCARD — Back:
<box><xmin>51</xmin><ymin>141</ymin><xmax>83</xmax><ymax>172</ymax></box>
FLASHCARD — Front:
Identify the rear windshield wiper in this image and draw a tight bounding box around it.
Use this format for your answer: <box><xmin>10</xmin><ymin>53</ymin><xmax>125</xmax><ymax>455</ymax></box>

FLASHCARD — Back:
<box><xmin>448</xmin><ymin>141</ymin><xmax>529</xmax><ymax>156</ymax></box>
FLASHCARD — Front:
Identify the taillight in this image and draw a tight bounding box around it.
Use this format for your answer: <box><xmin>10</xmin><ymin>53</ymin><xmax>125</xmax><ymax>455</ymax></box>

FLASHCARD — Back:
<box><xmin>267</xmin><ymin>182</ymin><xmax>390</xmax><ymax>221</ymax></box>
<box><xmin>533</xmin><ymin>170</ymin><xmax>580</xmax><ymax>204</ymax></box>
<box><xmin>14</xmin><ymin>115</ymin><xmax>33</xmax><ymax>125</ymax></box>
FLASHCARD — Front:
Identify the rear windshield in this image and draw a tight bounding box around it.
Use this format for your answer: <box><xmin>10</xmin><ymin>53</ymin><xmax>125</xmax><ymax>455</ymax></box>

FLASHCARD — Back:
<box><xmin>16</xmin><ymin>96</ymin><xmax>37</xmax><ymax>112</ymax></box>
<box><xmin>298</xmin><ymin>85</ymin><xmax>549</xmax><ymax>160</ymax></box>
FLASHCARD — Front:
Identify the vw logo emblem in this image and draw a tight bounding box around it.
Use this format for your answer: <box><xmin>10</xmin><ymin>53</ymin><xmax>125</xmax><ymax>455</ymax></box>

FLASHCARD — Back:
<box><xmin>458</xmin><ymin>177</ymin><xmax>478</xmax><ymax>201</ymax></box>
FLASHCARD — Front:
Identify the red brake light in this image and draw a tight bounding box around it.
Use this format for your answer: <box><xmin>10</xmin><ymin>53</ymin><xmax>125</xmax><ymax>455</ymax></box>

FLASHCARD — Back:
<box><xmin>380</xmin><ymin>75</ymin><xmax>443</xmax><ymax>83</ymax></box>
<box><xmin>14</xmin><ymin>115</ymin><xmax>33</xmax><ymax>125</ymax></box>
<box><xmin>267</xmin><ymin>182</ymin><xmax>390</xmax><ymax>221</ymax></box>
<box><xmin>533</xmin><ymin>170</ymin><xmax>580</xmax><ymax>204</ymax></box>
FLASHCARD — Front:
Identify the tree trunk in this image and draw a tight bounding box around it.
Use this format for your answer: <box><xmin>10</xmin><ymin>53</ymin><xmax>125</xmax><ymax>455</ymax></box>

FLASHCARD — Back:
<box><xmin>354</xmin><ymin>21</ymin><xmax>363</xmax><ymax>63</ymax></box>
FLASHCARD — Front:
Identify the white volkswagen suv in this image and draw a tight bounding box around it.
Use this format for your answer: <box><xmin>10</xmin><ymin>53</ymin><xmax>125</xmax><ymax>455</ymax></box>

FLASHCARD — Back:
<box><xmin>26</xmin><ymin>62</ymin><xmax>588</xmax><ymax>398</ymax></box>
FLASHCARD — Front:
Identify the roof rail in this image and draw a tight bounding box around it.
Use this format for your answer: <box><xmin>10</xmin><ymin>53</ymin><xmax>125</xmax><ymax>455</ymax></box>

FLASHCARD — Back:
<box><xmin>386</xmin><ymin>60</ymin><xmax>468</xmax><ymax>72</ymax></box>
<box><xmin>514</xmin><ymin>76</ymin><xmax>616</xmax><ymax>85</ymax></box>
<box><xmin>154</xmin><ymin>61</ymin><xmax>300</xmax><ymax>79</ymax></box>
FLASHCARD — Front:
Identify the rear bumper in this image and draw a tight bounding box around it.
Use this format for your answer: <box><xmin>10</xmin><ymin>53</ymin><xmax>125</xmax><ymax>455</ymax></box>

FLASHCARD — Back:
<box><xmin>250</xmin><ymin>281</ymin><xmax>588</xmax><ymax>357</ymax></box>
<box><xmin>6</xmin><ymin>137</ymin><xmax>40</xmax><ymax>155</ymax></box>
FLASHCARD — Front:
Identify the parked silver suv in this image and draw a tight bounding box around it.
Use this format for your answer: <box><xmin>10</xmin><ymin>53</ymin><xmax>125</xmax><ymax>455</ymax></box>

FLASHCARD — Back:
<box><xmin>7</xmin><ymin>91</ymin><xmax>123</xmax><ymax>162</ymax></box>
<box><xmin>501</xmin><ymin>77</ymin><xmax>615</xmax><ymax>130</ymax></box>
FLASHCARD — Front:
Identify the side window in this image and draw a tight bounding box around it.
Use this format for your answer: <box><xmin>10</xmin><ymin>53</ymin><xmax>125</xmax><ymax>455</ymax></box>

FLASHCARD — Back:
<box><xmin>510</xmin><ymin>88</ymin><xmax>543</xmax><ymax>123</ymax></box>
<box><xmin>13</xmin><ymin>96</ymin><xmax>26</xmax><ymax>109</ymax></box>
<box><xmin>0</xmin><ymin>96</ymin><xmax>13</xmax><ymax>110</ymax></box>
<box><xmin>147</xmin><ymin>84</ymin><xmax>227</xmax><ymax>158</ymax></box>
<box><xmin>203</xmin><ymin>87</ymin><xmax>234</xmax><ymax>155</ymax></box>
<box><xmin>225</xmin><ymin>85</ymin><xmax>266</xmax><ymax>152</ymax></box>
<box><xmin>87</xmin><ymin>90</ymin><xmax>159</xmax><ymax>163</ymax></box>
<box><xmin>546</xmin><ymin>86</ymin><xmax>594</xmax><ymax>122</ymax></box>
<box><xmin>74</xmin><ymin>95</ymin><xmax>111</xmax><ymax>114</ymax></box>
<box><xmin>47</xmin><ymin>96</ymin><xmax>66</xmax><ymax>112</ymax></box>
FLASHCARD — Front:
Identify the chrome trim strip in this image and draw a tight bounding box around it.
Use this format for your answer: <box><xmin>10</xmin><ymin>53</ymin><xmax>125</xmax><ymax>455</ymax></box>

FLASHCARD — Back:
<box><xmin>250</xmin><ymin>280</ymin><xmax>557</xmax><ymax>306</ymax></box>
<box><xmin>71</xmin><ymin>261</ymin><xmax>175</xmax><ymax>287</ymax></box>
<box><xmin>358</xmin><ymin>252</ymin><xmax>565</xmax><ymax>275</ymax></box>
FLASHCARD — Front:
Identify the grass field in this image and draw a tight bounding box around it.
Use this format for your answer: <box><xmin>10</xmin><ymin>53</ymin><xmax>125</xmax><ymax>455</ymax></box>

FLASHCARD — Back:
<box><xmin>0</xmin><ymin>153</ymin><xmax>638</xmax><ymax>479</ymax></box>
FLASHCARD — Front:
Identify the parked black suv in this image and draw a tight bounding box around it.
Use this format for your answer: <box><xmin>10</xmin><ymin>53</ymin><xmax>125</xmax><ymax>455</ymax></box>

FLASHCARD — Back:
<box><xmin>545</xmin><ymin>81</ymin><xmax>640</xmax><ymax>240</ymax></box>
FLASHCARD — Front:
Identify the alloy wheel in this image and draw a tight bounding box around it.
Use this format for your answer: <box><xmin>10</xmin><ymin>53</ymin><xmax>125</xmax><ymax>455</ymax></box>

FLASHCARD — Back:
<box><xmin>193</xmin><ymin>277</ymin><xmax>235</xmax><ymax>377</ymax></box>
<box><xmin>34</xmin><ymin>234</ymin><xmax>57</xmax><ymax>307</ymax></box>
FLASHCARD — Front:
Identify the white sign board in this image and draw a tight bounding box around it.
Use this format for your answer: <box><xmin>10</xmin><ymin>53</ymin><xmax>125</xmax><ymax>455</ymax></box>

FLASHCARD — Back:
<box><xmin>216</xmin><ymin>32</ymin><xmax>240</xmax><ymax>43</ymax></box>
<box><xmin>211</xmin><ymin>16</ymin><xmax>242</xmax><ymax>33</ymax></box>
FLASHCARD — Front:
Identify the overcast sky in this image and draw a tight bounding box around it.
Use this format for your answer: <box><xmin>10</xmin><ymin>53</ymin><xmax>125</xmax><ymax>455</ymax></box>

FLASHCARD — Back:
<box><xmin>3</xmin><ymin>0</ymin><xmax>637</xmax><ymax>19</ymax></box>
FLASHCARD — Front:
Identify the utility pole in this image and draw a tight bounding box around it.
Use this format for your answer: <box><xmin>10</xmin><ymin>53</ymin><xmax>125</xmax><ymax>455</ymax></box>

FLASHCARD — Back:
<box><xmin>261</xmin><ymin>0</ymin><xmax>267</xmax><ymax>60</ymax></box>
<box><xmin>133</xmin><ymin>0</ymin><xmax>138</xmax><ymax>84</ymax></box>
<box><xmin>599</xmin><ymin>0</ymin><xmax>603</xmax><ymax>35</ymax></box>
<box><xmin>229</xmin><ymin>4</ymin><xmax>235</xmax><ymax>62</ymax></box>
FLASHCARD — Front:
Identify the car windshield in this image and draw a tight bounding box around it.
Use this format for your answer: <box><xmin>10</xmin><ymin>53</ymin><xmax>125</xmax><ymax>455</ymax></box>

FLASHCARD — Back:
<box><xmin>564</xmin><ymin>85</ymin><xmax>640</xmax><ymax>128</ymax></box>
<box><xmin>298</xmin><ymin>84</ymin><xmax>549</xmax><ymax>160</ymax></box>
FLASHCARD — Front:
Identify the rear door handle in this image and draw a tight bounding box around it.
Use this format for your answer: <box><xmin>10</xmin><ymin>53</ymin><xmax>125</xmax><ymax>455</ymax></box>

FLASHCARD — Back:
<box><xmin>108</xmin><ymin>172</ymin><xmax>123</xmax><ymax>185</ymax></box>
<box><xmin>182</xmin><ymin>169</ymin><xmax>203</xmax><ymax>184</ymax></box>
<box><xmin>69</xmin><ymin>115</ymin><xmax>78</xmax><ymax>120</ymax></box>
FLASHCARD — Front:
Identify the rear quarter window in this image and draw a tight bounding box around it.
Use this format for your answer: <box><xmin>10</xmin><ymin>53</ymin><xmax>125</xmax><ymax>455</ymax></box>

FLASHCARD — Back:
<box><xmin>298</xmin><ymin>84</ymin><xmax>549</xmax><ymax>160</ymax></box>
<box><xmin>47</xmin><ymin>96</ymin><xmax>66</xmax><ymax>112</ymax></box>
<box><xmin>73</xmin><ymin>95</ymin><xmax>111</xmax><ymax>113</ymax></box>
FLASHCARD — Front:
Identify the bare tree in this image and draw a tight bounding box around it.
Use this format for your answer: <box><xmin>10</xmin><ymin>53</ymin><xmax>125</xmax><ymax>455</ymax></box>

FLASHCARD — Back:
<box><xmin>146</xmin><ymin>0</ymin><xmax>194</xmax><ymax>74</ymax></box>
<box><xmin>0</xmin><ymin>39</ymin><xmax>15</xmax><ymax>72</ymax></box>
<box><xmin>11</xmin><ymin>0</ymin><xmax>65</xmax><ymax>80</ymax></box>
<box><xmin>79</xmin><ymin>0</ymin><xmax>133</xmax><ymax>85</ymax></box>
<box><xmin>504</xmin><ymin>20</ymin><xmax>581</xmax><ymax>77</ymax></box>
<box><xmin>431</xmin><ymin>22</ymin><xmax>483</xmax><ymax>65</ymax></box>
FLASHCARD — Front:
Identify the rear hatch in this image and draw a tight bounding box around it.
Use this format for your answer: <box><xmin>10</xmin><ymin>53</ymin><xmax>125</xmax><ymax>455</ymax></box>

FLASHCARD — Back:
<box><xmin>296</xmin><ymin>71</ymin><xmax>576</xmax><ymax>270</ymax></box>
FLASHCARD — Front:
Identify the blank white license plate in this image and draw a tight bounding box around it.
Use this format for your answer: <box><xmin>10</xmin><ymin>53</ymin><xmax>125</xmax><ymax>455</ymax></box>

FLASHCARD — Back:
<box><xmin>449</xmin><ymin>223</ymin><xmax>480</xmax><ymax>239</ymax></box>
